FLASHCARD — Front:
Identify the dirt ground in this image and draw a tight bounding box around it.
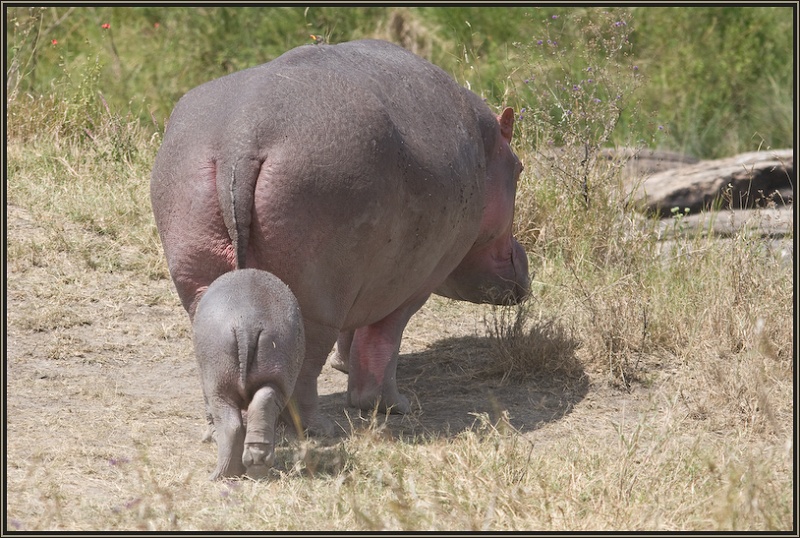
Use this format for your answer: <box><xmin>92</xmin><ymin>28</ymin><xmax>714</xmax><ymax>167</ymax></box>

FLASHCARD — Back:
<box><xmin>4</xmin><ymin>202</ymin><xmax>791</xmax><ymax>530</ymax></box>
<box><xmin>4</xmin><ymin>202</ymin><xmax>632</xmax><ymax>464</ymax></box>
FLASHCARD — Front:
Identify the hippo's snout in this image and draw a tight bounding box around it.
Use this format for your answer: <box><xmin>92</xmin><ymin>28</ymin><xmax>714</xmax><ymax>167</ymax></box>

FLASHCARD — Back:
<box><xmin>506</xmin><ymin>237</ymin><xmax>531</xmax><ymax>304</ymax></box>
<box><xmin>483</xmin><ymin>237</ymin><xmax>530</xmax><ymax>305</ymax></box>
<box><xmin>435</xmin><ymin>235</ymin><xmax>531</xmax><ymax>306</ymax></box>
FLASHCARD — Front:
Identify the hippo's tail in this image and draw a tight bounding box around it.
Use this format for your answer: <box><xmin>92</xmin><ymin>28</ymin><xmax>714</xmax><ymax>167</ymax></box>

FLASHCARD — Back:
<box><xmin>235</xmin><ymin>325</ymin><xmax>260</xmax><ymax>389</ymax></box>
<box><xmin>217</xmin><ymin>156</ymin><xmax>262</xmax><ymax>270</ymax></box>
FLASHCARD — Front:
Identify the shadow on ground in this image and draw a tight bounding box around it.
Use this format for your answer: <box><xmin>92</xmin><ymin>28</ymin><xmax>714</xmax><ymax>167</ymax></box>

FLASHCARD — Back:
<box><xmin>317</xmin><ymin>333</ymin><xmax>588</xmax><ymax>441</ymax></box>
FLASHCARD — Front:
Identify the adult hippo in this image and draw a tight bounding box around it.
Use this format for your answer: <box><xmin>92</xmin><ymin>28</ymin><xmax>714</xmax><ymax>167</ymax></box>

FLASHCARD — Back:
<box><xmin>151</xmin><ymin>39</ymin><xmax>530</xmax><ymax>435</ymax></box>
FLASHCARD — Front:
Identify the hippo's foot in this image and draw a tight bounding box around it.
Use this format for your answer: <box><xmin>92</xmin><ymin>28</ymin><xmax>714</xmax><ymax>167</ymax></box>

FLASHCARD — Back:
<box><xmin>329</xmin><ymin>331</ymin><xmax>353</xmax><ymax>374</ymax></box>
<box><xmin>209</xmin><ymin>458</ymin><xmax>246</xmax><ymax>481</ymax></box>
<box><xmin>329</xmin><ymin>351</ymin><xmax>348</xmax><ymax>373</ymax></box>
<box><xmin>348</xmin><ymin>386</ymin><xmax>411</xmax><ymax>415</ymax></box>
<box><xmin>243</xmin><ymin>442</ymin><xmax>275</xmax><ymax>479</ymax></box>
<box><xmin>241</xmin><ymin>386</ymin><xmax>283</xmax><ymax>478</ymax></box>
<box><xmin>208</xmin><ymin>409</ymin><xmax>246</xmax><ymax>480</ymax></box>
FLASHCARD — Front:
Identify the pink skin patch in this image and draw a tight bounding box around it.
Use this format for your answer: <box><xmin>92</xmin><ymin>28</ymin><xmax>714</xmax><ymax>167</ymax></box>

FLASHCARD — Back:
<box><xmin>345</xmin><ymin>294</ymin><xmax>428</xmax><ymax>413</ymax></box>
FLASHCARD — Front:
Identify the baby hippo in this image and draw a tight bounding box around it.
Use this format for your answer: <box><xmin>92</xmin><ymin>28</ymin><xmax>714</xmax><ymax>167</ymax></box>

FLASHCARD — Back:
<box><xmin>192</xmin><ymin>269</ymin><xmax>305</xmax><ymax>480</ymax></box>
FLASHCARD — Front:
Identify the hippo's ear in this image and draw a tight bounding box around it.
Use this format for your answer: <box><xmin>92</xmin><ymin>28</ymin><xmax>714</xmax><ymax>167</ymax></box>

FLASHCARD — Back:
<box><xmin>498</xmin><ymin>107</ymin><xmax>515</xmax><ymax>143</ymax></box>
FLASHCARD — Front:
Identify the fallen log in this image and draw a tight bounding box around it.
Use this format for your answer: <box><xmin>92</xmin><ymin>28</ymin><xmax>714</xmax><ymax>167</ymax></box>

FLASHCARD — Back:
<box><xmin>627</xmin><ymin>148</ymin><xmax>794</xmax><ymax>217</ymax></box>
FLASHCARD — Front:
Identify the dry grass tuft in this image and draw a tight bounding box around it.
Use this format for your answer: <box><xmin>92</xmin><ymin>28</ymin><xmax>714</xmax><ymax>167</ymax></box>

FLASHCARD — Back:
<box><xmin>482</xmin><ymin>302</ymin><xmax>583</xmax><ymax>385</ymax></box>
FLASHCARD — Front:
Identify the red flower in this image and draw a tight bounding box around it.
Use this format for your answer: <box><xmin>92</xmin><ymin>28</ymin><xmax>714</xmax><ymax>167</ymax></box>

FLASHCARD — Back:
<box><xmin>51</xmin><ymin>39</ymin><xmax>58</xmax><ymax>45</ymax></box>
<box><xmin>101</xmin><ymin>23</ymin><xmax>110</xmax><ymax>29</ymax></box>
<box><xmin>154</xmin><ymin>22</ymin><xmax>160</xmax><ymax>29</ymax></box>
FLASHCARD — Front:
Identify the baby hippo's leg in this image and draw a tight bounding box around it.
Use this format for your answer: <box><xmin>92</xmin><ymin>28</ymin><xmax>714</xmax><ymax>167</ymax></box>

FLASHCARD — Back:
<box><xmin>242</xmin><ymin>385</ymin><xmax>283</xmax><ymax>479</ymax></box>
<box><xmin>208</xmin><ymin>399</ymin><xmax>246</xmax><ymax>480</ymax></box>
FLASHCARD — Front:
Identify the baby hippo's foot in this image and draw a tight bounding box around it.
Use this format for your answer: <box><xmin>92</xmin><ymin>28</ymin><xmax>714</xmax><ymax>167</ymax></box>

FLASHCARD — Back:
<box><xmin>208</xmin><ymin>422</ymin><xmax>246</xmax><ymax>480</ymax></box>
<box><xmin>243</xmin><ymin>442</ymin><xmax>275</xmax><ymax>479</ymax></box>
<box><xmin>240</xmin><ymin>386</ymin><xmax>283</xmax><ymax>479</ymax></box>
<box><xmin>209</xmin><ymin>460</ymin><xmax>246</xmax><ymax>481</ymax></box>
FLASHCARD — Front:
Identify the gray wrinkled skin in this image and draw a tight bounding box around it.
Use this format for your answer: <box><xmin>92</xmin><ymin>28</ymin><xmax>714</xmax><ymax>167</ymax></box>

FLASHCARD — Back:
<box><xmin>193</xmin><ymin>269</ymin><xmax>304</xmax><ymax>480</ymax></box>
<box><xmin>151</xmin><ymin>39</ymin><xmax>530</xmax><ymax>436</ymax></box>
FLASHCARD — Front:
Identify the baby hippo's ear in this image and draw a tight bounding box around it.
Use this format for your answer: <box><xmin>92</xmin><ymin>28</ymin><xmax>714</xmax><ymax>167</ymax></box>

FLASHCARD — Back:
<box><xmin>497</xmin><ymin>107</ymin><xmax>515</xmax><ymax>143</ymax></box>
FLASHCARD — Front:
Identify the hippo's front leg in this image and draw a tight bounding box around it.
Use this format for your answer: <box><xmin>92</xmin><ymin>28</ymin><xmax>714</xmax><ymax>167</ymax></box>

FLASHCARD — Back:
<box><xmin>329</xmin><ymin>331</ymin><xmax>354</xmax><ymax>373</ymax></box>
<box><xmin>347</xmin><ymin>295</ymin><xmax>430</xmax><ymax>414</ymax></box>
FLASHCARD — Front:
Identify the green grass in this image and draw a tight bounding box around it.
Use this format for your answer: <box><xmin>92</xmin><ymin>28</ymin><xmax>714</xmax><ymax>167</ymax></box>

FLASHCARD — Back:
<box><xmin>6</xmin><ymin>6</ymin><xmax>793</xmax><ymax>157</ymax></box>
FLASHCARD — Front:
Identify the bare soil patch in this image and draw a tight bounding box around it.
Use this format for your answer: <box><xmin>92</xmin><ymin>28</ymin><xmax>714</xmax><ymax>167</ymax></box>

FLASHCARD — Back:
<box><xmin>6</xmin><ymin>201</ymin><xmax>616</xmax><ymax>470</ymax></box>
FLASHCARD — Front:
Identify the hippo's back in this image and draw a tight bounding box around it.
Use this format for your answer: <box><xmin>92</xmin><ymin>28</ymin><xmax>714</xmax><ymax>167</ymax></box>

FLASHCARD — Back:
<box><xmin>164</xmin><ymin>40</ymin><xmax>487</xmax><ymax>183</ymax></box>
<box><xmin>152</xmin><ymin>40</ymin><xmax>496</xmax><ymax>328</ymax></box>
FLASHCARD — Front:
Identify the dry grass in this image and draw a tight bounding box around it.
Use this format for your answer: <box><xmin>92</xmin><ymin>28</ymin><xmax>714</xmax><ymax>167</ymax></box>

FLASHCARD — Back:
<box><xmin>483</xmin><ymin>302</ymin><xmax>583</xmax><ymax>386</ymax></box>
<box><xmin>6</xmin><ymin>110</ymin><xmax>793</xmax><ymax>532</ymax></box>
<box><xmin>5</xmin><ymin>375</ymin><xmax>792</xmax><ymax>531</ymax></box>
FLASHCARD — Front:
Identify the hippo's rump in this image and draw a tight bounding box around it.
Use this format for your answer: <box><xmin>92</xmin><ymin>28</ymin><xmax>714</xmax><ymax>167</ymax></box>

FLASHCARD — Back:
<box><xmin>153</xmin><ymin>40</ymin><xmax>496</xmax><ymax>328</ymax></box>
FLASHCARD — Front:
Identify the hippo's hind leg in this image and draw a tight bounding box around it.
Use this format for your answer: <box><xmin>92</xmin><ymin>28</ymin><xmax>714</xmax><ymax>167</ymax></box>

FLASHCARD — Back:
<box><xmin>242</xmin><ymin>385</ymin><xmax>283</xmax><ymax>479</ymax></box>
<box><xmin>347</xmin><ymin>294</ymin><xmax>430</xmax><ymax>414</ymax></box>
<box><xmin>207</xmin><ymin>397</ymin><xmax>246</xmax><ymax>480</ymax></box>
